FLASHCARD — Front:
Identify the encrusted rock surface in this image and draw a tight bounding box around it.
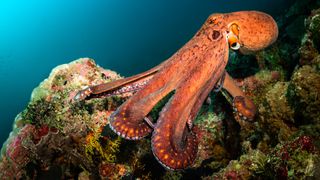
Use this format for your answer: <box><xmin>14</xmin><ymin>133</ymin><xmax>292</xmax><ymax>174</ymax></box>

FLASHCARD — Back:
<box><xmin>0</xmin><ymin>58</ymin><xmax>131</xmax><ymax>179</ymax></box>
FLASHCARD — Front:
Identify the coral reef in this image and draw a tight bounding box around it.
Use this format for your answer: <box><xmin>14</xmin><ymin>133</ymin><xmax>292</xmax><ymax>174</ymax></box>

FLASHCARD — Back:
<box><xmin>1</xmin><ymin>0</ymin><xmax>320</xmax><ymax>179</ymax></box>
<box><xmin>206</xmin><ymin>136</ymin><xmax>320</xmax><ymax>179</ymax></box>
<box><xmin>0</xmin><ymin>58</ymin><xmax>131</xmax><ymax>179</ymax></box>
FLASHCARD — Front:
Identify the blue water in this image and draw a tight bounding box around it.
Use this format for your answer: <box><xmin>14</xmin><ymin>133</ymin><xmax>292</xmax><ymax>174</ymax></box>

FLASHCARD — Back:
<box><xmin>0</xmin><ymin>0</ymin><xmax>294</xmax><ymax>145</ymax></box>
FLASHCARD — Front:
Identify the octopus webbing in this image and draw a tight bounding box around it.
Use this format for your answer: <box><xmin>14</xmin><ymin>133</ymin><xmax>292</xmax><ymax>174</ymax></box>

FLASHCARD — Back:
<box><xmin>74</xmin><ymin>11</ymin><xmax>278</xmax><ymax>170</ymax></box>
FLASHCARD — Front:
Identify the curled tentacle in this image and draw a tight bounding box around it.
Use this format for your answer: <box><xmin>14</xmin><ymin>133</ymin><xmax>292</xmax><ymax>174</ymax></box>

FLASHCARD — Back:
<box><xmin>152</xmin><ymin>128</ymin><xmax>198</xmax><ymax>170</ymax></box>
<box><xmin>221</xmin><ymin>72</ymin><xmax>257</xmax><ymax>121</ymax></box>
<box><xmin>109</xmin><ymin>108</ymin><xmax>153</xmax><ymax>140</ymax></box>
<box><xmin>233</xmin><ymin>96</ymin><xmax>256</xmax><ymax>121</ymax></box>
<box><xmin>108</xmin><ymin>84</ymin><xmax>174</xmax><ymax>140</ymax></box>
<box><xmin>151</xmin><ymin>46</ymin><xmax>228</xmax><ymax>170</ymax></box>
<box><xmin>109</xmin><ymin>59</ymin><xmax>185</xmax><ymax>140</ymax></box>
<box><xmin>152</xmin><ymin>75</ymin><xmax>224</xmax><ymax>170</ymax></box>
<box><xmin>151</xmin><ymin>95</ymin><xmax>199</xmax><ymax>170</ymax></box>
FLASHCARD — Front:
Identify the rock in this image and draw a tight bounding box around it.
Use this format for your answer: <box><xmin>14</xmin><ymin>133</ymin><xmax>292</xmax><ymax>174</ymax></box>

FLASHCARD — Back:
<box><xmin>205</xmin><ymin>136</ymin><xmax>320</xmax><ymax>179</ymax></box>
<box><xmin>0</xmin><ymin>58</ymin><xmax>131</xmax><ymax>179</ymax></box>
<box><xmin>287</xmin><ymin>65</ymin><xmax>320</xmax><ymax>124</ymax></box>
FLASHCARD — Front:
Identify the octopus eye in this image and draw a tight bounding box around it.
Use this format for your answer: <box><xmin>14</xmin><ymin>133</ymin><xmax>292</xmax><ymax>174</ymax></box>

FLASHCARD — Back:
<box><xmin>230</xmin><ymin>42</ymin><xmax>241</xmax><ymax>50</ymax></box>
<box><xmin>227</xmin><ymin>33</ymin><xmax>240</xmax><ymax>50</ymax></box>
<box><xmin>212</xmin><ymin>30</ymin><xmax>221</xmax><ymax>40</ymax></box>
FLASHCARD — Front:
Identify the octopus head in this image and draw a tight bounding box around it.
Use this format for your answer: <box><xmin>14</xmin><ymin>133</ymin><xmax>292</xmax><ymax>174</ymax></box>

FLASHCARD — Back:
<box><xmin>225</xmin><ymin>11</ymin><xmax>278</xmax><ymax>54</ymax></box>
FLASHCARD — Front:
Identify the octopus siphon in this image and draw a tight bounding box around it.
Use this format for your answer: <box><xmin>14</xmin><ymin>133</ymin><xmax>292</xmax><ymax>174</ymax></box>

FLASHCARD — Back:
<box><xmin>75</xmin><ymin>11</ymin><xmax>278</xmax><ymax>170</ymax></box>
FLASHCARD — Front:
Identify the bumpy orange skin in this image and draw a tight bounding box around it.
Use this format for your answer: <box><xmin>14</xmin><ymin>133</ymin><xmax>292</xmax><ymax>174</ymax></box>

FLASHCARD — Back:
<box><xmin>224</xmin><ymin>11</ymin><xmax>278</xmax><ymax>54</ymax></box>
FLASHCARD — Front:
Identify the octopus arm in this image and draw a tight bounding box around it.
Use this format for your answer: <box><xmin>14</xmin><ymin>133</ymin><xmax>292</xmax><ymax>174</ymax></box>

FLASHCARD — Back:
<box><xmin>73</xmin><ymin>63</ymin><xmax>163</xmax><ymax>101</ymax></box>
<box><xmin>90</xmin><ymin>66</ymin><xmax>159</xmax><ymax>94</ymax></box>
<box><xmin>108</xmin><ymin>58</ymin><xmax>186</xmax><ymax>140</ymax></box>
<box><xmin>222</xmin><ymin>72</ymin><xmax>256</xmax><ymax>120</ymax></box>
<box><xmin>187</xmin><ymin>70</ymin><xmax>226</xmax><ymax>129</ymax></box>
<box><xmin>151</xmin><ymin>44</ymin><xmax>228</xmax><ymax>170</ymax></box>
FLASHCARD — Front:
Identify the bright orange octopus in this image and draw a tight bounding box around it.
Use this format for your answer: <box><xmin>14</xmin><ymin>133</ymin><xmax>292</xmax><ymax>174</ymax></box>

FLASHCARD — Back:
<box><xmin>75</xmin><ymin>11</ymin><xmax>278</xmax><ymax>170</ymax></box>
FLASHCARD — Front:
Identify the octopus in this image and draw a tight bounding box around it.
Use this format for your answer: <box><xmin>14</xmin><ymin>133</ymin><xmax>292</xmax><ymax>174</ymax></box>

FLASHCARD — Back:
<box><xmin>74</xmin><ymin>11</ymin><xmax>278</xmax><ymax>170</ymax></box>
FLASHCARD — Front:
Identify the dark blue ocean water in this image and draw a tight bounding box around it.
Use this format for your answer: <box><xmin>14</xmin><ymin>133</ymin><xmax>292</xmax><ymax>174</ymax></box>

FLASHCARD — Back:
<box><xmin>0</xmin><ymin>0</ymin><xmax>294</xmax><ymax>145</ymax></box>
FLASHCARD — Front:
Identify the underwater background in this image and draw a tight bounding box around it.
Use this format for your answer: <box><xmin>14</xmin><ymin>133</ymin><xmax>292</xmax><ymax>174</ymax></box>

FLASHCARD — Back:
<box><xmin>2</xmin><ymin>0</ymin><xmax>320</xmax><ymax>179</ymax></box>
<box><xmin>0</xmin><ymin>0</ymin><xmax>295</xmax><ymax>146</ymax></box>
